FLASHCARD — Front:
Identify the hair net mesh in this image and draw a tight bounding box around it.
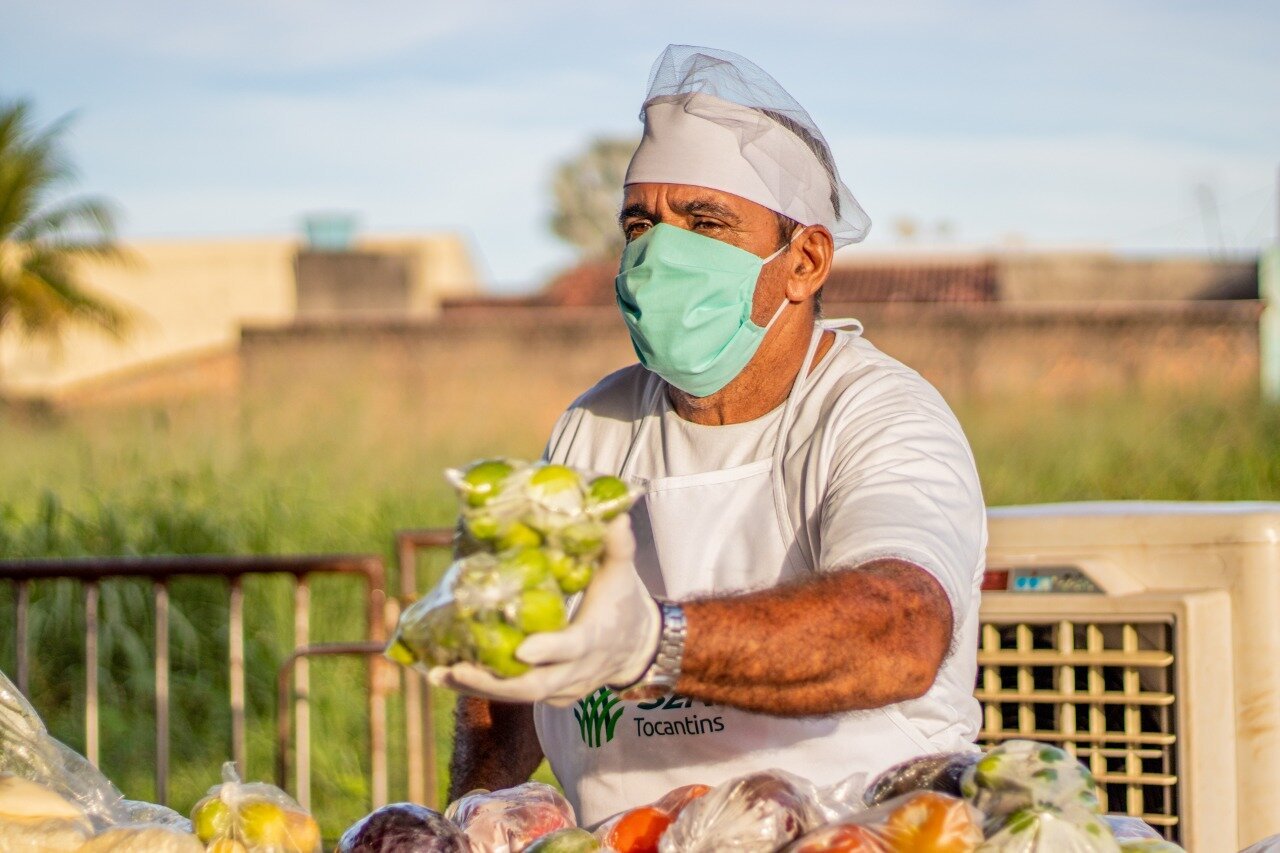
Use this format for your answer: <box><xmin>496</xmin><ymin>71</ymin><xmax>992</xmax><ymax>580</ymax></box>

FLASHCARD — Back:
<box><xmin>636</xmin><ymin>44</ymin><xmax>870</xmax><ymax>247</ymax></box>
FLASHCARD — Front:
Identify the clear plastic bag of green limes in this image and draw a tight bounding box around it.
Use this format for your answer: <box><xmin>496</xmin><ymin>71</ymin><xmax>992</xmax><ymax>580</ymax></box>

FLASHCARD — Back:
<box><xmin>386</xmin><ymin>460</ymin><xmax>641</xmax><ymax>678</ymax></box>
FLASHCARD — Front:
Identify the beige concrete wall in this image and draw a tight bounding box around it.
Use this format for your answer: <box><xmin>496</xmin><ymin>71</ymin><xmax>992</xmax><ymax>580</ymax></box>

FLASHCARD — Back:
<box><xmin>238</xmin><ymin>301</ymin><xmax>1262</xmax><ymax>443</ymax></box>
<box><xmin>239</xmin><ymin>311</ymin><xmax>631</xmax><ymax>448</ymax></box>
<box><xmin>1</xmin><ymin>238</ymin><xmax>297</xmax><ymax>399</ymax></box>
<box><xmin>827</xmin><ymin>300</ymin><xmax>1261</xmax><ymax>398</ymax></box>
<box><xmin>830</xmin><ymin>249</ymin><xmax>1257</xmax><ymax>302</ymax></box>
<box><xmin>996</xmin><ymin>253</ymin><xmax>1257</xmax><ymax>302</ymax></box>
<box><xmin>0</xmin><ymin>232</ymin><xmax>479</xmax><ymax>400</ymax></box>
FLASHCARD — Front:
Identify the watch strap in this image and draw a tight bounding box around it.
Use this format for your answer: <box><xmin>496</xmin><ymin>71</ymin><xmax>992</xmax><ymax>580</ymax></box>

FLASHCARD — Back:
<box><xmin>614</xmin><ymin>600</ymin><xmax>686</xmax><ymax>699</ymax></box>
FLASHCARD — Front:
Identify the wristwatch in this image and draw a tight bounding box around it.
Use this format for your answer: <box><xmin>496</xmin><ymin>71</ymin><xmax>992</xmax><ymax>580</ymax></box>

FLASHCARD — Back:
<box><xmin>614</xmin><ymin>601</ymin><xmax>686</xmax><ymax>701</ymax></box>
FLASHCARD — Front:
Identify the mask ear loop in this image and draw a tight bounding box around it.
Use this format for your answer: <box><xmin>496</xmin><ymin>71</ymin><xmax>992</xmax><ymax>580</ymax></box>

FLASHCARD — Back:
<box><xmin>760</xmin><ymin>224</ymin><xmax>804</xmax><ymax>265</ymax></box>
<box><xmin>760</xmin><ymin>225</ymin><xmax>806</xmax><ymax>329</ymax></box>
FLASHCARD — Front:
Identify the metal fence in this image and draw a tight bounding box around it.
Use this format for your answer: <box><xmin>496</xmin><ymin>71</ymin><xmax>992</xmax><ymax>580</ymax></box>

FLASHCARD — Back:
<box><xmin>0</xmin><ymin>531</ymin><xmax>456</xmax><ymax>814</ymax></box>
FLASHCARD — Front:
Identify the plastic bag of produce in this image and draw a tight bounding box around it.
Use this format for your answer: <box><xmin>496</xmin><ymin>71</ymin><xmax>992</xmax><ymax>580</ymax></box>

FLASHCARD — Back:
<box><xmin>959</xmin><ymin>741</ymin><xmax>1102</xmax><ymax>820</ymax></box>
<box><xmin>956</xmin><ymin>741</ymin><xmax>1136</xmax><ymax>852</ymax></box>
<box><xmin>1115</xmin><ymin>840</ymin><xmax>1185</xmax><ymax>852</ymax></box>
<box><xmin>863</xmin><ymin>751</ymin><xmax>982</xmax><ymax>806</ymax></box>
<box><xmin>0</xmin><ymin>772</ymin><xmax>95</xmax><ymax>851</ymax></box>
<box><xmin>977</xmin><ymin>806</ymin><xmax>1119</xmax><ymax>852</ymax></box>
<box><xmin>78</xmin><ymin>824</ymin><xmax>204</xmax><ymax>852</ymax></box>
<box><xmin>444</xmin><ymin>781</ymin><xmax>576</xmax><ymax>852</ymax></box>
<box><xmin>1100</xmin><ymin>816</ymin><xmax>1184</xmax><ymax>852</ymax></box>
<box><xmin>387</xmin><ymin>460</ymin><xmax>642</xmax><ymax>677</ymax></box>
<box><xmin>658</xmin><ymin>770</ymin><xmax>825</xmax><ymax>853</ymax></box>
<box><xmin>190</xmin><ymin>762</ymin><xmax>321</xmax><ymax>853</ymax></box>
<box><xmin>337</xmin><ymin>803</ymin><xmax>470</xmax><ymax>852</ymax></box>
<box><xmin>784</xmin><ymin>790</ymin><xmax>983</xmax><ymax>852</ymax></box>
<box><xmin>449</xmin><ymin>460</ymin><xmax>638</xmax><ymax>550</ymax></box>
<box><xmin>525</xmin><ymin>828</ymin><xmax>602</xmax><ymax>852</ymax></box>
<box><xmin>593</xmin><ymin>784</ymin><xmax>710</xmax><ymax>853</ymax></box>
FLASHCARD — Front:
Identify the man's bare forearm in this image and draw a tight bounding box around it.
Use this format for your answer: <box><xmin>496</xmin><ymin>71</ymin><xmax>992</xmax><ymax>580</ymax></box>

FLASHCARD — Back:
<box><xmin>677</xmin><ymin>559</ymin><xmax>952</xmax><ymax>716</ymax></box>
<box><xmin>448</xmin><ymin>696</ymin><xmax>544</xmax><ymax>800</ymax></box>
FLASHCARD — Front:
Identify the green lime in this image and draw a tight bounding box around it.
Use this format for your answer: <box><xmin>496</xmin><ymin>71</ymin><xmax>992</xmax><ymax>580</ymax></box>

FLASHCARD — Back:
<box><xmin>385</xmin><ymin>638</ymin><xmax>418</xmax><ymax>666</ymax></box>
<box><xmin>518</xmin><ymin>589</ymin><xmax>567</xmax><ymax>633</ymax></box>
<box><xmin>433</xmin><ymin>609</ymin><xmax>472</xmax><ymax>656</ymax></box>
<box><xmin>500</xmin><ymin>548</ymin><xmax>551</xmax><ymax>589</ymax></box>
<box><xmin>550</xmin><ymin>553</ymin><xmax>593</xmax><ymax>594</ymax></box>
<box><xmin>465</xmin><ymin>512</ymin><xmax>501</xmax><ymax>542</ymax></box>
<box><xmin>529</xmin><ymin>464</ymin><xmax>583</xmax><ymax>494</ymax></box>
<box><xmin>470</xmin><ymin>621</ymin><xmax>530</xmax><ymax>677</ymax></box>
<box><xmin>496</xmin><ymin>521</ymin><xmax>543</xmax><ymax>550</ymax></box>
<box><xmin>528</xmin><ymin>464</ymin><xmax>586</xmax><ymax>515</ymax></box>
<box><xmin>192</xmin><ymin>796</ymin><xmax>231</xmax><ymax>843</ymax></box>
<box><xmin>561</xmin><ymin>521</ymin><xmax>604</xmax><ymax>557</ymax></box>
<box><xmin>461</xmin><ymin>459</ymin><xmax>514</xmax><ymax>508</ymax></box>
<box><xmin>974</xmin><ymin>754</ymin><xmax>1002</xmax><ymax>786</ymax></box>
<box><xmin>586</xmin><ymin>475</ymin><xmax>630</xmax><ymax>519</ymax></box>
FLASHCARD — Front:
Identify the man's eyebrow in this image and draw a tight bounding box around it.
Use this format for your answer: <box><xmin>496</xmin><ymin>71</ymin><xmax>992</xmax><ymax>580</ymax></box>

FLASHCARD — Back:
<box><xmin>673</xmin><ymin>198</ymin><xmax>742</xmax><ymax>224</ymax></box>
<box><xmin>619</xmin><ymin>203</ymin><xmax>654</xmax><ymax>225</ymax></box>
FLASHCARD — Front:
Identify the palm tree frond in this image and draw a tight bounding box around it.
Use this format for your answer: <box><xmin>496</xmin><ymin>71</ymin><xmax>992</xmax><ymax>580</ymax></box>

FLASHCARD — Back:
<box><xmin>10</xmin><ymin>249</ymin><xmax>130</xmax><ymax>338</ymax></box>
<box><xmin>0</xmin><ymin>99</ymin><xmax>130</xmax><ymax>349</ymax></box>
<box><xmin>16</xmin><ymin>195</ymin><xmax>119</xmax><ymax>244</ymax></box>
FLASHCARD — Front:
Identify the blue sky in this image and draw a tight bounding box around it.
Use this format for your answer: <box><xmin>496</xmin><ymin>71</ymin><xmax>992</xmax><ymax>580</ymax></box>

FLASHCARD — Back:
<box><xmin>5</xmin><ymin>0</ymin><xmax>1278</xmax><ymax>291</ymax></box>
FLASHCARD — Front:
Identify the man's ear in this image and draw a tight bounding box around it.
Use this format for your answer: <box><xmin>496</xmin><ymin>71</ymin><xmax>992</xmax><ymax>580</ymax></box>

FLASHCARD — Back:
<box><xmin>784</xmin><ymin>226</ymin><xmax>833</xmax><ymax>302</ymax></box>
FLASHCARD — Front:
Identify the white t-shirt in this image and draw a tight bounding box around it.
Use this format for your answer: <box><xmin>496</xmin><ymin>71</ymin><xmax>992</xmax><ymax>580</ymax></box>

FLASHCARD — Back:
<box><xmin>545</xmin><ymin>328</ymin><xmax>987</xmax><ymax>749</ymax></box>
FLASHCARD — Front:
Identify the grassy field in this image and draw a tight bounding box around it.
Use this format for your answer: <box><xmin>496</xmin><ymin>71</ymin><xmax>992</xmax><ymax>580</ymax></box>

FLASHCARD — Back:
<box><xmin>1</xmin><ymin>385</ymin><xmax>1277</xmax><ymax>836</ymax></box>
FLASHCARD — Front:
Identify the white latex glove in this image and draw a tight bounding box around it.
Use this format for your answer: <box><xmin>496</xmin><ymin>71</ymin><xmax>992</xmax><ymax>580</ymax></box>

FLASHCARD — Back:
<box><xmin>429</xmin><ymin>514</ymin><xmax>661</xmax><ymax>708</ymax></box>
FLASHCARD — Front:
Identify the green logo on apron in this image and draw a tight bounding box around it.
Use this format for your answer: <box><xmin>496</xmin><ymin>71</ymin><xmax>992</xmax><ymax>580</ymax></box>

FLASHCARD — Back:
<box><xmin>575</xmin><ymin>687</ymin><xmax>624</xmax><ymax>747</ymax></box>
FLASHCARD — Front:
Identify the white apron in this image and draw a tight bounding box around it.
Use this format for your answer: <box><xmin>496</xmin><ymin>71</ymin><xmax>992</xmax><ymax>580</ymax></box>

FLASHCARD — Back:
<box><xmin>534</xmin><ymin>322</ymin><xmax>939</xmax><ymax>824</ymax></box>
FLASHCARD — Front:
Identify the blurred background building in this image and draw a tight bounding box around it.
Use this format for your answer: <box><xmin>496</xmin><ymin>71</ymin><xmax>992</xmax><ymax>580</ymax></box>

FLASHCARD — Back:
<box><xmin>0</xmin><ymin>225</ymin><xmax>480</xmax><ymax>405</ymax></box>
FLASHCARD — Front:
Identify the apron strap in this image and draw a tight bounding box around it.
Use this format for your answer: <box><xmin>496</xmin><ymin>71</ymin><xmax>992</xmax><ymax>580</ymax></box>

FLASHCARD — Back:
<box><xmin>819</xmin><ymin>316</ymin><xmax>863</xmax><ymax>336</ymax></box>
<box><xmin>769</xmin><ymin>324</ymin><xmax>827</xmax><ymax>575</ymax></box>
<box><xmin>618</xmin><ymin>370</ymin><xmax>665</xmax><ymax>480</ymax></box>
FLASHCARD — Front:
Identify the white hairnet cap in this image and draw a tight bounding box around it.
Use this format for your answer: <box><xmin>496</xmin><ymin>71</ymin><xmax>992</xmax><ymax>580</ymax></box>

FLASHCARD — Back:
<box><xmin>625</xmin><ymin>45</ymin><xmax>870</xmax><ymax>247</ymax></box>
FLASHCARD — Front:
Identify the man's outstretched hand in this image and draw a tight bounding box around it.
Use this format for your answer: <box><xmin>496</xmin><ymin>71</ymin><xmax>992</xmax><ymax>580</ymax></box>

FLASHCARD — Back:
<box><xmin>429</xmin><ymin>514</ymin><xmax>660</xmax><ymax>707</ymax></box>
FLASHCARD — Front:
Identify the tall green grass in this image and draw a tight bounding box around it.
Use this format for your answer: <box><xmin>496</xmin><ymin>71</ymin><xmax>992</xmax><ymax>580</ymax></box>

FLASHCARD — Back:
<box><xmin>1</xmin><ymin>387</ymin><xmax>1277</xmax><ymax>835</ymax></box>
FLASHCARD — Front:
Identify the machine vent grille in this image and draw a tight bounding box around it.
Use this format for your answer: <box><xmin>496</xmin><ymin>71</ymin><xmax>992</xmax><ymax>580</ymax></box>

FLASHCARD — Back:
<box><xmin>976</xmin><ymin>617</ymin><xmax>1179</xmax><ymax>842</ymax></box>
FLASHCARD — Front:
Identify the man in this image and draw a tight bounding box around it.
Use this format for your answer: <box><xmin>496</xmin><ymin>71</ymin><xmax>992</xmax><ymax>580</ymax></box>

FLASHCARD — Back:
<box><xmin>433</xmin><ymin>45</ymin><xmax>986</xmax><ymax>824</ymax></box>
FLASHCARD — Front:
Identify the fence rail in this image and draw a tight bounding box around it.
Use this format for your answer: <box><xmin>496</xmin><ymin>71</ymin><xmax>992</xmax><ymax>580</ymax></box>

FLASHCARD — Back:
<box><xmin>0</xmin><ymin>541</ymin><xmax>456</xmax><ymax>813</ymax></box>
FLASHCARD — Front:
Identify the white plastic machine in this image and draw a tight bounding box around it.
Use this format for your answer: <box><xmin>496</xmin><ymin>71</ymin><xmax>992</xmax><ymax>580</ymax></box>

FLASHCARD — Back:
<box><xmin>980</xmin><ymin>502</ymin><xmax>1280</xmax><ymax>850</ymax></box>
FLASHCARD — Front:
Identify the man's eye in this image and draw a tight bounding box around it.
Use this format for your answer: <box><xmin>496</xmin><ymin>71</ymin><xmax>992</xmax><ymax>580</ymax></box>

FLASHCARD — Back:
<box><xmin>692</xmin><ymin>219</ymin><xmax>723</xmax><ymax>232</ymax></box>
<box><xmin>624</xmin><ymin>222</ymin><xmax>651</xmax><ymax>239</ymax></box>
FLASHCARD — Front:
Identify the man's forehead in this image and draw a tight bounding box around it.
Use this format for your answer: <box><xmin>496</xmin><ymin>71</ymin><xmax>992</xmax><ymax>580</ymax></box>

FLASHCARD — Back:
<box><xmin>622</xmin><ymin>183</ymin><xmax>776</xmax><ymax>220</ymax></box>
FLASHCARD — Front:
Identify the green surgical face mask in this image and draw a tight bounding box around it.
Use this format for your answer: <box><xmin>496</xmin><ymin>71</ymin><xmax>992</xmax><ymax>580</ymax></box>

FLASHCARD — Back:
<box><xmin>614</xmin><ymin>223</ymin><xmax>790</xmax><ymax>397</ymax></box>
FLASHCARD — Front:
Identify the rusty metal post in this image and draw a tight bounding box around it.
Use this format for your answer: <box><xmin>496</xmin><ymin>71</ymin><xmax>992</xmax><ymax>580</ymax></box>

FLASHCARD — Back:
<box><xmin>229</xmin><ymin>576</ymin><xmax>247</xmax><ymax>775</ymax></box>
<box><xmin>276</xmin><ymin>642</ymin><xmax>390</xmax><ymax>794</ymax></box>
<box><xmin>293</xmin><ymin>575</ymin><xmax>311</xmax><ymax>810</ymax></box>
<box><xmin>85</xmin><ymin>581</ymin><xmax>99</xmax><ymax>768</ymax></box>
<box><xmin>393</xmin><ymin>530</ymin><xmax>453</xmax><ymax>808</ymax></box>
<box><xmin>154</xmin><ymin>581</ymin><xmax>170</xmax><ymax>806</ymax></box>
<box><xmin>276</xmin><ymin>657</ymin><xmax>293</xmax><ymax>792</ymax></box>
<box><xmin>398</xmin><ymin>534</ymin><xmax>428</xmax><ymax>806</ymax></box>
<box><xmin>15</xmin><ymin>580</ymin><xmax>29</xmax><ymax>695</ymax></box>
<box><xmin>367</xmin><ymin>562</ymin><xmax>389</xmax><ymax>808</ymax></box>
